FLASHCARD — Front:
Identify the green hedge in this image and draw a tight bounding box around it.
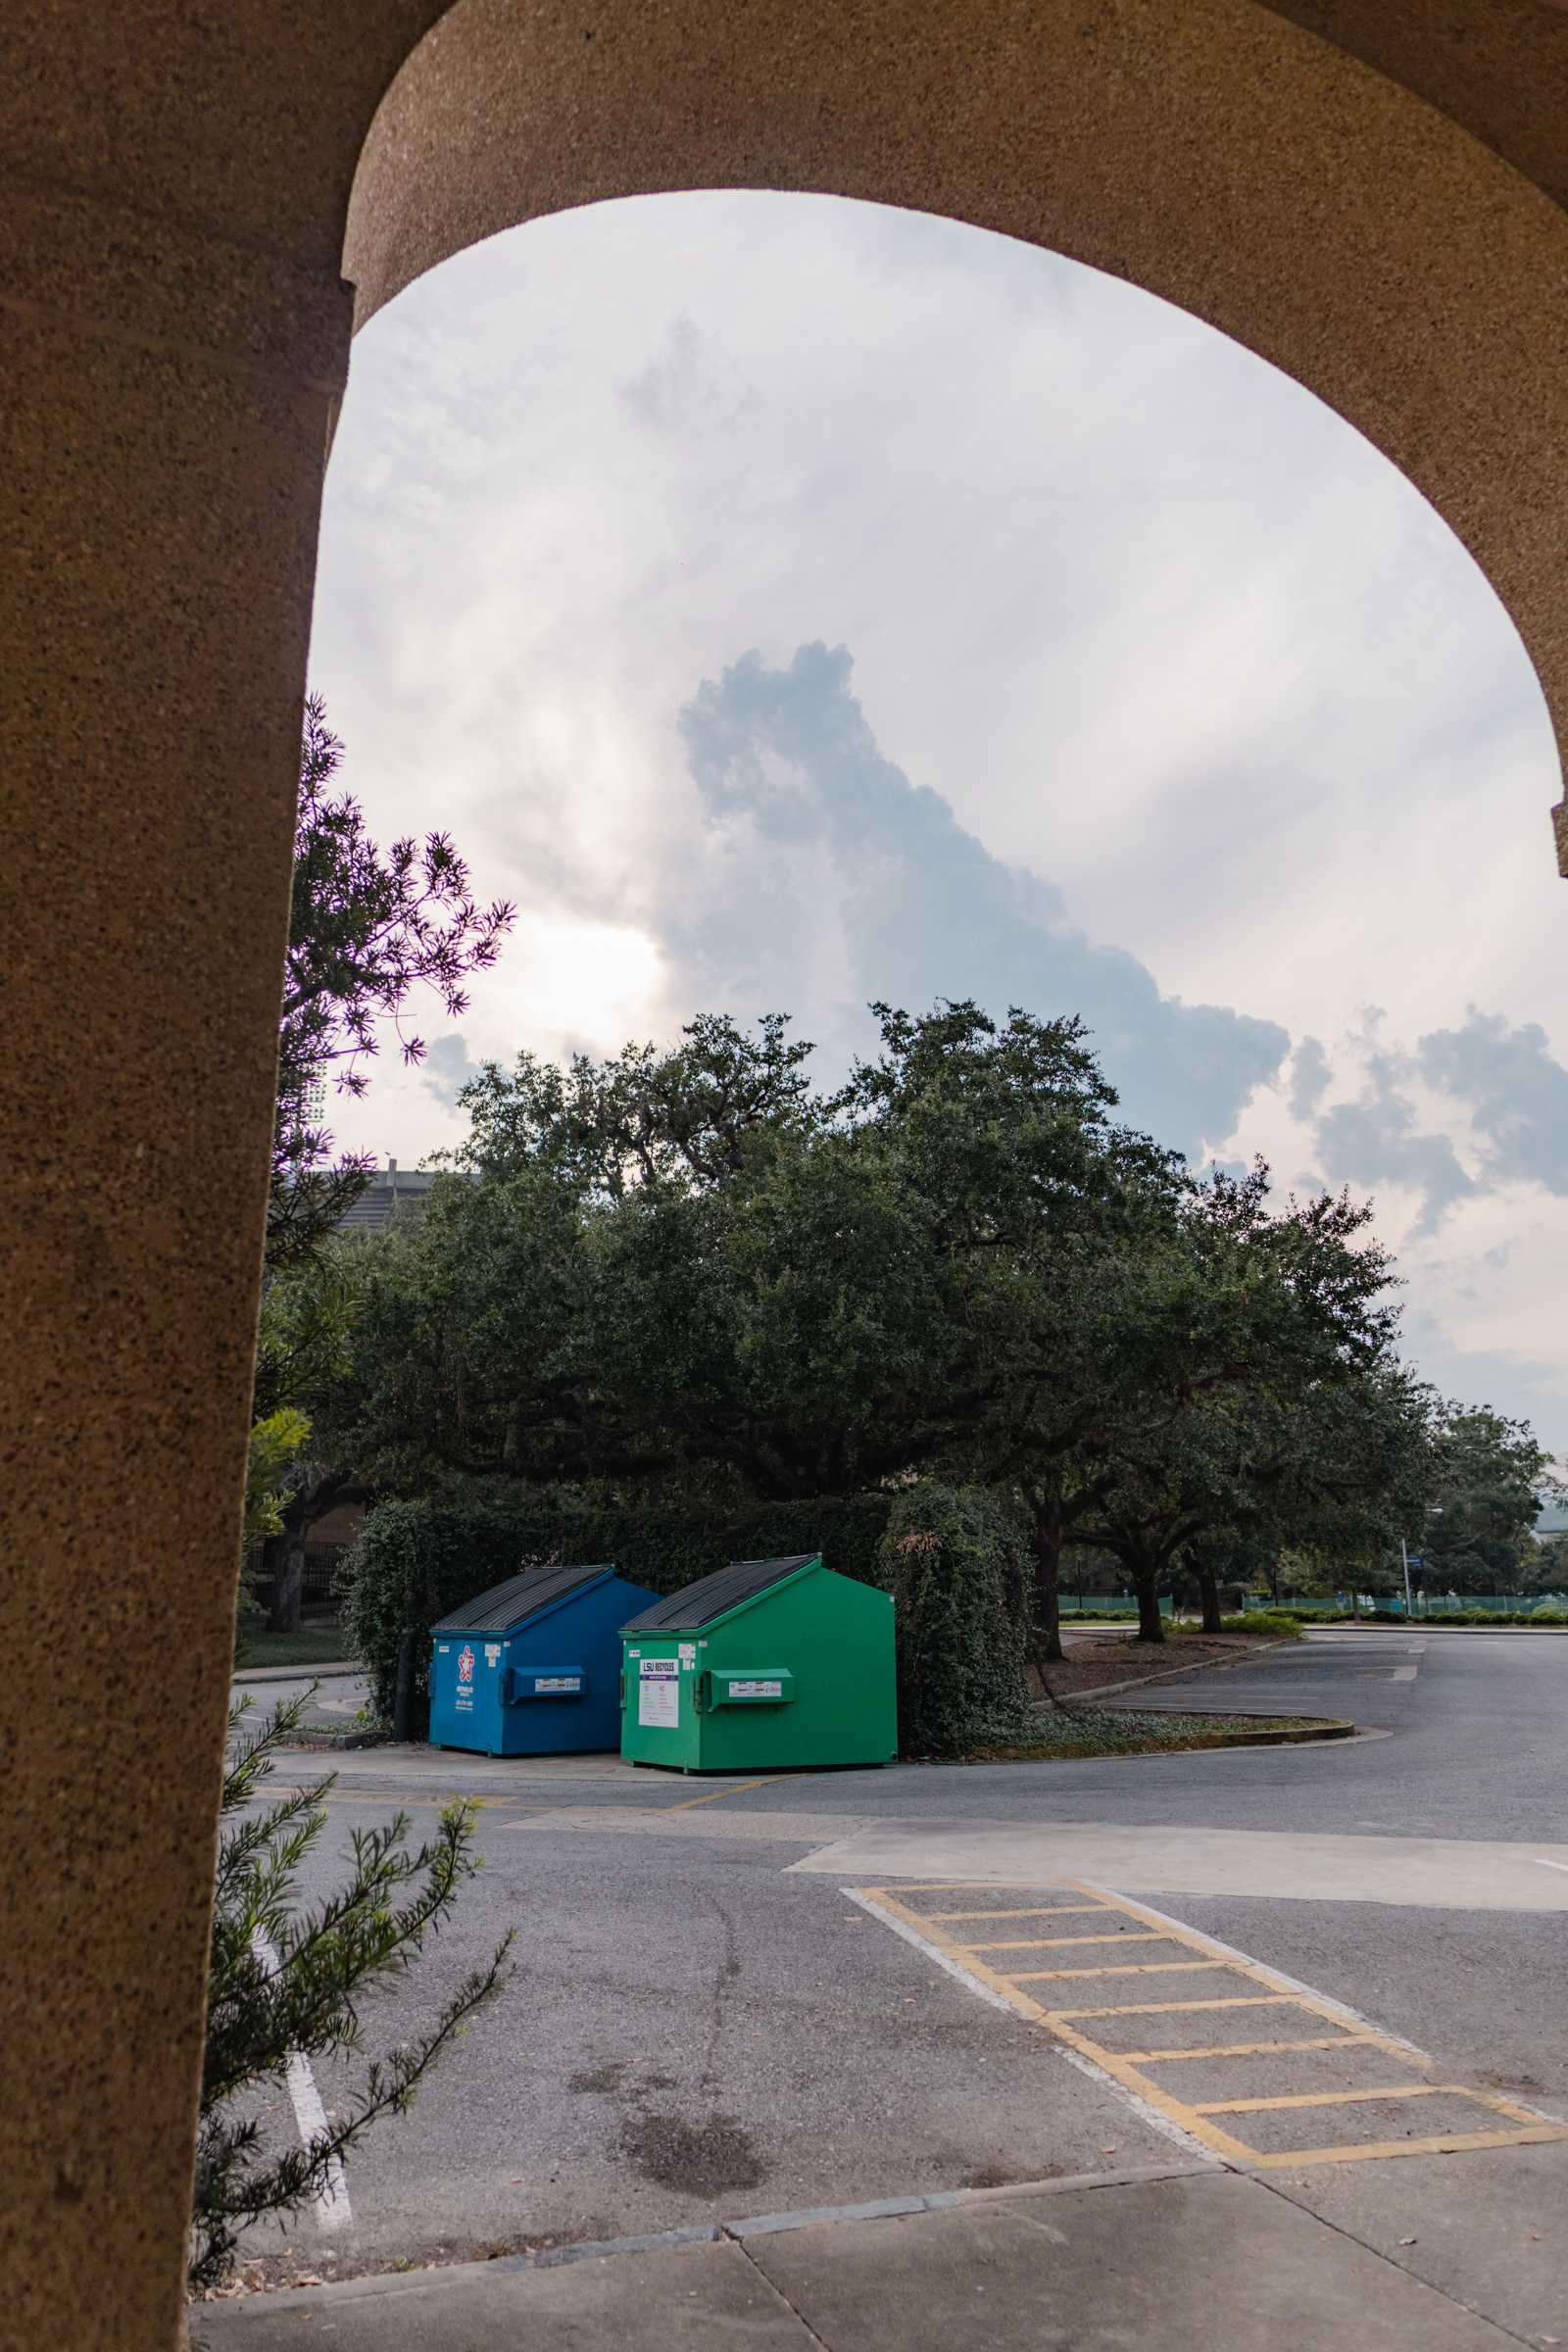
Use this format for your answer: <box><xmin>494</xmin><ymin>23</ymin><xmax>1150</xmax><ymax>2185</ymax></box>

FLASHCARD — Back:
<box><xmin>341</xmin><ymin>1487</ymin><xmax>894</xmax><ymax>1730</ymax></box>
<box><xmin>876</xmin><ymin>1484</ymin><xmax>1031</xmax><ymax>1758</ymax></box>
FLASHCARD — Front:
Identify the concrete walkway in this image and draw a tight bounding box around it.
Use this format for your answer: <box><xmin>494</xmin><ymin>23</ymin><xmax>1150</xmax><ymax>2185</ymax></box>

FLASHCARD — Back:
<box><xmin>191</xmin><ymin>2166</ymin><xmax>1522</xmax><ymax>2348</ymax></box>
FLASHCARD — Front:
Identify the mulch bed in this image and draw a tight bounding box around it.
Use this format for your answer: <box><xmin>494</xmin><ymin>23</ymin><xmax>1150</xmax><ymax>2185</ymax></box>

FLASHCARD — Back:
<box><xmin>964</xmin><ymin>1710</ymin><xmax>1337</xmax><ymax>1763</ymax></box>
<box><xmin>1029</xmin><ymin>1630</ymin><xmax>1282</xmax><ymax>1702</ymax></box>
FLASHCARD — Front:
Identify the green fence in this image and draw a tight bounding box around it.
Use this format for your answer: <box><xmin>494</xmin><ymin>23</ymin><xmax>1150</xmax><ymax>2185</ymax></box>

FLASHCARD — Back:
<box><xmin>1246</xmin><ymin>1592</ymin><xmax>1568</xmax><ymax>1619</ymax></box>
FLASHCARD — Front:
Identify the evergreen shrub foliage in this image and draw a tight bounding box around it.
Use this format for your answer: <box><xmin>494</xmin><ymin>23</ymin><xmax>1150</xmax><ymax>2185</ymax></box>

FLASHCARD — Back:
<box><xmin>193</xmin><ymin>1692</ymin><xmax>510</xmax><ymax>2293</ymax></box>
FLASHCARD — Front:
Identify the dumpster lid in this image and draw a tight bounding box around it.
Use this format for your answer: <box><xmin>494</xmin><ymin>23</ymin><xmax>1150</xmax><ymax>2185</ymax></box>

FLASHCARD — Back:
<box><xmin>431</xmin><ymin>1561</ymin><xmax>615</xmax><ymax>1636</ymax></box>
<box><xmin>620</xmin><ymin>1554</ymin><xmax>820</xmax><ymax>1634</ymax></box>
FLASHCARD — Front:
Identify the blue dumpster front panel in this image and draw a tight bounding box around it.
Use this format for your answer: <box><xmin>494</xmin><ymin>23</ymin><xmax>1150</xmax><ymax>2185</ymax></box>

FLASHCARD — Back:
<box><xmin>429</xmin><ymin>1562</ymin><xmax>660</xmax><ymax>1755</ymax></box>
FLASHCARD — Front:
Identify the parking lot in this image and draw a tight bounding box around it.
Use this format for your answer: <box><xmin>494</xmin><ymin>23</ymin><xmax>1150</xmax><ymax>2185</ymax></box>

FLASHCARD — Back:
<box><xmin>212</xmin><ymin>1632</ymin><xmax>1568</xmax><ymax>2345</ymax></box>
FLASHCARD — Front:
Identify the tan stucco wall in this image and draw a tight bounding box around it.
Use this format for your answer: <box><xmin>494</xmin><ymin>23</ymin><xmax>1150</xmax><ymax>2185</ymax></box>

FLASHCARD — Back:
<box><xmin>4</xmin><ymin>6</ymin><xmax>1566</xmax><ymax>2345</ymax></box>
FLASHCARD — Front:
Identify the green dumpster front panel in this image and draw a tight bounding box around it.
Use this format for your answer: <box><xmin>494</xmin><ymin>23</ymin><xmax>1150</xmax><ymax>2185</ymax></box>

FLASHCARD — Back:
<box><xmin>622</xmin><ymin>1641</ymin><xmax>700</xmax><ymax>1770</ymax></box>
<box><xmin>620</xmin><ymin>1554</ymin><xmax>896</xmax><ymax>1772</ymax></box>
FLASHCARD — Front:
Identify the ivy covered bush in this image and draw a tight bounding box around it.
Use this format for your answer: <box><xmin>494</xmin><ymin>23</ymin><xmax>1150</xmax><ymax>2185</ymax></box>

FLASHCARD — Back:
<box><xmin>877</xmin><ymin>1483</ymin><xmax>1031</xmax><ymax>1757</ymax></box>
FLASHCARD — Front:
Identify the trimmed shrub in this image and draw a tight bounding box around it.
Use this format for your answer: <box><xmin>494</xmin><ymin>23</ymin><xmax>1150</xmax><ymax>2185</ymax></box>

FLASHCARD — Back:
<box><xmin>1212</xmin><ymin>1611</ymin><xmax>1304</xmax><ymax>1639</ymax></box>
<box><xmin>341</xmin><ymin>1486</ymin><xmax>894</xmax><ymax>1730</ymax></box>
<box><xmin>877</xmin><ymin>1484</ymin><xmax>1031</xmax><ymax>1758</ymax></box>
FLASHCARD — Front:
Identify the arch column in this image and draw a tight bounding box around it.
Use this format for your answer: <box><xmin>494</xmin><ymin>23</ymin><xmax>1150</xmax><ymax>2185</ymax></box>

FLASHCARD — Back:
<box><xmin>0</xmin><ymin>172</ymin><xmax>352</xmax><ymax>2349</ymax></box>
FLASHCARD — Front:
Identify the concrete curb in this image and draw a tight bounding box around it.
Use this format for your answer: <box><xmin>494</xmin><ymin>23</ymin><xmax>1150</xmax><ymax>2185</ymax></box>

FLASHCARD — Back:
<box><xmin>981</xmin><ymin>1713</ymin><xmax>1355</xmax><ymax>1761</ymax></box>
<box><xmin>194</xmin><ymin>2162</ymin><xmax>1210</xmax><ymax>2323</ymax></box>
<box><xmin>1172</xmin><ymin>1715</ymin><xmax>1354</xmax><ymax>1747</ymax></box>
<box><xmin>232</xmin><ymin>1662</ymin><xmax>360</xmax><ymax>1684</ymax></box>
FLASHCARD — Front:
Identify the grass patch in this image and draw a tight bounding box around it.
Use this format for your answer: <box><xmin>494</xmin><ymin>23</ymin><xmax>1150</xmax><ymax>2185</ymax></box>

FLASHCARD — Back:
<box><xmin>233</xmin><ymin>1626</ymin><xmax>350</xmax><ymax>1671</ymax></box>
<box><xmin>962</xmin><ymin>1709</ymin><xmax>1336</xmax><ymax>1762</ymax></box>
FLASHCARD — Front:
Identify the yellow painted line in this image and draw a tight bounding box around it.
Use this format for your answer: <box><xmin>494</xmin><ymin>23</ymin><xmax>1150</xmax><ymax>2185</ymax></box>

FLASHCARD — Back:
<box><xmin>1129</xmin><ymin>2036</ymin><xmax>1385</xmax><ymax>2064</ymax></box>
<box><xmin>958</xmin><ymin>1932</ymin><xmax>1173</xmax><ymax>1952</ymax></box>
<box><xmin>1195</xmin><ymin>2083</ymin><xmax>1474</xmax><ymax>2117</ymax></box>
<box><xmin>1249</xmin><ymin>2126</ymin><xmax>1568</xmax><ymax>2169</ymax></box>
<box><xmin>662</xmin><ymin>1777</ymin><xmax>769</xmax><ymax>1812</ymax></box>
<box><xmin>873</xmin><ymin>1882</ymin><xmax>1070</xmax><ymax>1894</ymax></box>
<box><xmin>925</xmin><ymin>1905</ymin><xmax>1112</xmax><ymax>1922</ymax></box>
<box><xmin>1009</xmin><ymin>1961</ymin><xmax>1230</xmax><ymax>1984</ymax></box>
<box><xmin>1053</xmin><ymin>1995</ymin><xmax>1298</xmax><ymax>2020</ymax></box>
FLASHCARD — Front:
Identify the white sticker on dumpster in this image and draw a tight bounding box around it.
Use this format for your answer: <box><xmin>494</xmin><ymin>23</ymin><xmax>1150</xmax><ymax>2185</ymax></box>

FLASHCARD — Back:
<box><xmin>728</xmin><ymin>1679</ymin><xmax>782</xmax><ymax>1698</ymax></box>
<box><xmin>678</xmin><ymin>1643</ymin><xmax>697</xmax><ymax>1668</ymax></box>
<box><xmin>535</xmin><ymin>1676</ymin><xmax>581</xmax><ymax>1693</ymax></box>
<box><xmin>638</xmin><ymin>1657</ymin><xmax>680</xmax><ymax>1727</ymax></box>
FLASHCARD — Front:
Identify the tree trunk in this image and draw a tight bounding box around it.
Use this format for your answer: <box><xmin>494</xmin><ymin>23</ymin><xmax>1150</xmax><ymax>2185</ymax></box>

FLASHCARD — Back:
<box><xmin>1197</xmin><ymin>1556</ymin><xmax>1222</xmax><ymax>1635</ymax></box>
<box><xmin>259</xmin><ymin>1529</ymin><xmax>285</xmax><ymax>1629</ymax></box>
<box><xmin>268</xmin><ymin>1500</ymin><xmax>308</xmax><ymax>1633</ymax></box>
<box><xmin>1029</xmin><ymin>1499</ymin><xmax>1064</xmax><ymax>1666</ymax></box>
<box><xmin>1132</xmin><ymin>1563</ymin><xmax>1165</xmax><ymax>1643</ymax></box>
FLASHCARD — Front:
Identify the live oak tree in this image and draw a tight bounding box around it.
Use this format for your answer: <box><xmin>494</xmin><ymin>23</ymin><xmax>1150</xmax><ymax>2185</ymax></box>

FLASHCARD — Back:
<box><xmin>1415</xmin><ymin>1402</ymin><xmax>1565</xmax><ymax>1592</ymax></box>
<box><xmin>324</xmin><ymin>1001</ymin><xmax>1443</xmax><ymax>1675</ymax></box>
<box><xmin>330</xmin><ymin>1004</ymin><xmax>1188</xmax><ymax>1524</ymax></box>
<box><xmin>331</xmin><ymin>1103</ymin><xmax>954</xmax><ymax>1502</ymax></box>
<box><xmin>826</xmin><ymin>1002</ymin><xmax>1189</xmax><ymax>1660</ymax></box>
<box><xmin>450</xmin><ymin>1011</ymin><xmax>817</xmax><ymax>1196</ymax></box>
<box><xmin>1067</xmin><ymin>1171</ymin><xmax>1409</xmax><ymax>1642</ymax></box>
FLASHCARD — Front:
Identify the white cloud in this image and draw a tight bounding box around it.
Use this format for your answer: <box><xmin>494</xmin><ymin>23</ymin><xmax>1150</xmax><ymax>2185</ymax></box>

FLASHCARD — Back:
<box><xmin>309</xmin><ymin>189</ymin><xmax>1566</xmax><ymax>1437</ymax></box>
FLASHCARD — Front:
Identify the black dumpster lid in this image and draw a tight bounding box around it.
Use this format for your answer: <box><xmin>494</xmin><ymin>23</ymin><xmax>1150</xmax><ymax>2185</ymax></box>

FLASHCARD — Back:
<box><xmin>431</xmin><ymin>1561</ymin><xmax>614</xmax><ymax>1636</ymax></box>
<box><xmin>620</xmin><ymin>1553</ymin><xmax>820</xmax><ymax>1634</ymax></box>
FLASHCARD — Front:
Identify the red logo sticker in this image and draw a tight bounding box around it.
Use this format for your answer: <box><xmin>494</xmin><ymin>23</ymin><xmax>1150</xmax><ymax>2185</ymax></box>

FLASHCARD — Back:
<box><xmin>458</xmin><ymin>1644</ymin><xmax>475</xmax><ymax>1684</ymax></box>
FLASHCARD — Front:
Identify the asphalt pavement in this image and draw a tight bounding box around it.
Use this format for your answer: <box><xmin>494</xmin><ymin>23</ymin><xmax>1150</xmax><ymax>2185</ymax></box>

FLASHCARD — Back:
<box><xmin>203</xmin><ymin>1632</ymin><xmax>1568</xmax><ymax>2346</ymax></box>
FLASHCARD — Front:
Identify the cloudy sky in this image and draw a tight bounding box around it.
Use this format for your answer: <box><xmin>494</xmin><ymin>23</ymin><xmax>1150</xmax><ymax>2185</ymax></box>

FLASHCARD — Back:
<box><xmin>309</xmin><ymin>191</ymin><xmax>1567</xmax><ymax>1442</ymax></box>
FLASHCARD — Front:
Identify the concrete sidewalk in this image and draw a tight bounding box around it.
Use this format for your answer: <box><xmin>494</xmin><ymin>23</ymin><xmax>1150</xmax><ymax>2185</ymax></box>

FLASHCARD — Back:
<box><xmin>192</xmin><ymin>2165</ymin><xmax>1525</xmax><ymax>2349</ymax></box>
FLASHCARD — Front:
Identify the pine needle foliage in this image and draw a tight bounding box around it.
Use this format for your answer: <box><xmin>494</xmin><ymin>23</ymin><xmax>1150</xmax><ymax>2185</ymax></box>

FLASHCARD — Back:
<box><xmin>191</xmin><ymin>1692</ymin><xmax>512</xmax><ymax>2294</ymax></box>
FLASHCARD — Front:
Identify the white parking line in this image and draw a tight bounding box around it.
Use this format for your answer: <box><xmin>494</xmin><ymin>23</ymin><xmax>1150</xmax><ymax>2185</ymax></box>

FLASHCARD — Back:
<box><xmin>251</xmin><ymin>1929</ymin><xmax>353</xmax><ymax>2232</ymax></box>
<box><xmin>1534</xmin><ymin>1858</ymin><xmax>1568</xmax><ymax>1876</ymax></box>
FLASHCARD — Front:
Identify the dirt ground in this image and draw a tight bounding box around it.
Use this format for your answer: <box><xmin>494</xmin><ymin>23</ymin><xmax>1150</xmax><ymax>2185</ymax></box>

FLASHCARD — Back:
<box><xmin>1030</xmin><ymin>1630</ymin><xmax>1283</xmax><ymax>1701</ymax></box>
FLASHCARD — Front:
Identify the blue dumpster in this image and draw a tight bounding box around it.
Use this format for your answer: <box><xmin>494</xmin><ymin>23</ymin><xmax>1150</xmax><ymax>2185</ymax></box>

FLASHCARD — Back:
<box><xmin>429</xmin><ymin>1562</ymin><xmax>661</xmax><ymax>1756</ymax></box>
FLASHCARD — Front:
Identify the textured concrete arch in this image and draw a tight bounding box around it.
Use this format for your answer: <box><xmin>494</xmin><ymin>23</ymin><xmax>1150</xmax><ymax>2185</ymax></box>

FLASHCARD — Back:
<box><xmin>4</xmin><ymin>7</ymin><xmax>1568</xmax><ymax>2349</ymax></box>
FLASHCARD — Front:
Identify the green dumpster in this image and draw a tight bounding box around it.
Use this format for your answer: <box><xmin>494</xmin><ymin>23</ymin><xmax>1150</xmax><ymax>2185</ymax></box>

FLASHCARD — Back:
<box><xmin>619</xmin><ymin>1552</ymin><xmax>897</xmax><ymax>1773</ymax></box>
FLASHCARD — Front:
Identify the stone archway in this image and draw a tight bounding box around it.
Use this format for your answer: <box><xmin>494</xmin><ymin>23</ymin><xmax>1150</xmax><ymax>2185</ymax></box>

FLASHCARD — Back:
<box><xmin>6</xmin><ymin>7</ymin><xmax>1568</xmax><ymax>2346</ymax></box>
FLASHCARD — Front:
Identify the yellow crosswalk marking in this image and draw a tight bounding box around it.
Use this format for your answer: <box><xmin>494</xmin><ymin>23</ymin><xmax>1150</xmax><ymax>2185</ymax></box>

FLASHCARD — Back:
<box><xmin>958</xmin><ymin>1931</ymin><xmax>1172</xmax><ymax>1952</ymax></box>
<box><xmin>1009</xmin><ymin>1960</ymin><xmax>1229</xmax><ymax>1984</ymax></box>
<box><xmin>925</xmin><ymin>1905</ymin><xmax>1108</xmax><ymax>1923</ymax></box>
<box><xmin>849</xmin><ymin>1879</ymin><xmax>1568</xmax><ymax>2172</ymax></box>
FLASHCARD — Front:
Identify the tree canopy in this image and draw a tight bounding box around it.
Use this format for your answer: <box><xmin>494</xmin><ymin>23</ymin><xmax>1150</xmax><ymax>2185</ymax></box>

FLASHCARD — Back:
<box><xmin>322</xmin><ymin>999</ymin><xmax>1476</xmax><ymax>1646</ymax></box>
